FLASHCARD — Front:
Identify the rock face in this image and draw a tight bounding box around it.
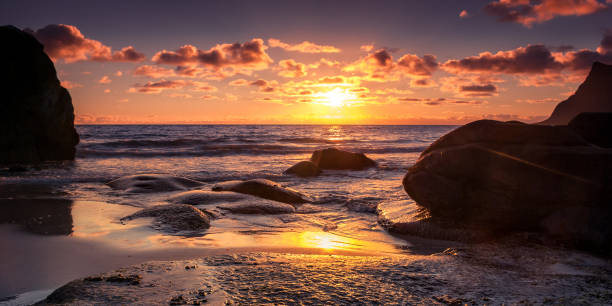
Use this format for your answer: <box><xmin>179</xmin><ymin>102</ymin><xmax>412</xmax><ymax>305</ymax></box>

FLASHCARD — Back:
<box><xmin>0</xmin><ymin>25</ymin><xmax>79</xmax><ymax>163</ymax></box>
<box><xmin>402</xmin><ymin>119</ymin><xmax>612</xmax><ymax>254</ymax></box>
<box><xmin>107</xmin><ymin>174</ymin><xmax>203</xmax><ymax>193</ymax></box>
<box><xmin>212</xmin><ymin>179</ymin><xmax>312</xmax><ymax>204</ymax></box>
<box><xmin>120</xmin><ymin>204</ymin><xmax>210</xmax><ymax>234</ymax></box>
<box><xmin>284</xmin><ymin>161</ymin><xmax>321</xmax><ymax>177</ymax></box>
<box><xmin>568</xmin><ymin>112</ymin><xmax>612</xmax><ymax>148</ymax></box>
<box><xmin>310</xmin><ymin>148</ymin><xmax>376</xmax><ymax>170</ymax></box>
<box><xmin>540</xmin><ymin>62</ymin><xmax>612</xmax><ymax>125</ymax></box>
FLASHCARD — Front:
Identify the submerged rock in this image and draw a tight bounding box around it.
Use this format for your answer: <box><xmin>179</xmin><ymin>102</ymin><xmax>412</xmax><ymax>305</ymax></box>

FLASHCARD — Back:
<box><xmin>107</xmin><ymin>174</ymin><xmax>203</xmax><ymax>193</ymax></box>
<box><xmin>0</xmin><ymin>25</ymin><xmax>79</xmax><ymax>164</ymax></box>
<box><xmin>540</xmin><ymin>62</ymin><xmax>612</xmax><ymax>125</ymax></box>
<box><xmin>284</xmin><ymin>160</ymin><xmax>321</xmax><ymax>177</ymax></box>
<box><xmin>310</xmin><ymin>148</ymin><xmax>376</xmax><ymax>170</ymax></box>
<box><xmin>168</xmin><ymin>190</ymin><xmax>251</xmax><ymax>205</ymax></box>
<box><xmin>402</xmin><ymin>119</ymin><xmax>612</xmax><ymax>254</ymax></box>
<box><xmin>217</xmin><ymin>200</ymin><xmax>296</xmax><ymax>214</ymax></box>
<box><xmin>120</xmin><ymin>204</ymin><xmax>210</xmax><ymax>234</ymax></box>
<box><xmin>212</xmin><ymin>179</ymin><xmax>312</xmax><ymax>204</ymax></box>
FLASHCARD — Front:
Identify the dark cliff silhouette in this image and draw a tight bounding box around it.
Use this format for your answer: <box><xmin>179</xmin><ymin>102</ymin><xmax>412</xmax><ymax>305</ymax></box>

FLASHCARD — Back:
<box><xmin>0</xmin><ymin>25</ymin><xmax>79</xmax><ymax>164</ymax></box>
<box><xmin>540</xmin><ymin>62</ymin><xmax>612</xmax><ymax>125</ymax></box>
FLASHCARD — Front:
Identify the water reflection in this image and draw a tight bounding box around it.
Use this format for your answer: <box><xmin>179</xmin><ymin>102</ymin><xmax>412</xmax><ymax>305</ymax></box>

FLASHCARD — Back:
<box><xmin>63</xmin><ymin>201</ymin><xmax>401</xmax><ymax>255</ymax></box>
<box><xmin>0</xmin><ymin>198</ymin><xmax>73</xmax><ymax>235</ymax></box>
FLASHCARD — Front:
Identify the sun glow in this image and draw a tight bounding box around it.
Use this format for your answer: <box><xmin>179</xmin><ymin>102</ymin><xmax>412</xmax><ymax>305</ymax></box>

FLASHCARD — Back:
<box><xmin>318</xmin><ymin>87</ymin><xmax>356</xmax><ymax>107</ymax></box>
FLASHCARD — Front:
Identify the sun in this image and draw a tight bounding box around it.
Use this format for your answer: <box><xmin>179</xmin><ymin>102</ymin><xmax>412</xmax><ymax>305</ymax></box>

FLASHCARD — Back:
<box><xmin>320</xmin><ymin>87</ymin><xmax>355</xmax><ymax>107</ymax></box>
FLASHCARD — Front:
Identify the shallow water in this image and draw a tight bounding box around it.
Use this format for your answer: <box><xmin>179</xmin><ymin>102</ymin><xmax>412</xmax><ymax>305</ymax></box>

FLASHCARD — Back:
<box><xmin>0</xmin><ymin>125</ymin><xmax>456</xmax><ymax>300</ymax></box>
<box><xmin>3</xmin><ymin>125</ymin><xmax>610</xmax><ymax>304</ymax></box>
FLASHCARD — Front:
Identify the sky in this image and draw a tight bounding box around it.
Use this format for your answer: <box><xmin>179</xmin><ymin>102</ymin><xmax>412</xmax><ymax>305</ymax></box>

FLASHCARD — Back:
<box><xmin>2</xmin><ymin>0</ymin><xmax>612</xmax><ymax>124</ymax></box>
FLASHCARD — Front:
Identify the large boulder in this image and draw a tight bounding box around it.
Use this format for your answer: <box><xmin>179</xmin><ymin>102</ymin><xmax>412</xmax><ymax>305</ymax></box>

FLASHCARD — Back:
<box><xmin>120</xmin><ymin>204</ymin><xmax>210</xmax><ymax>234</ymax></box>
<box><xmin>107</xmin><ymin>174</ymin><xmax>203</xmax><ymax>193</ymax></box>
<box><xmin>540</xmin><ymin>62</ymin><xmax>612</xmax><ymax>125</ymax></box>
<box><xmin>0</xmin><ymin>25</ymin><xmax>79</xmax><ymax>163</ymax></box>
<box><xmin>310</xmin><ymin>148</ymin><xmax>376</xmax><ymax>170</ymax></box>
<box><xmin>284</xmin><ymin>160</ymin><xmax>321</xmax><ymax>177</ymax></box>
<box><xmin>402</xmin><ymin>119</ymin><xmax>612</xmax><ymax>254</ymax></box>
<box><xmin>568</xmin><ymin>112</ymin><xmax>612</xmax><ymax>148</ymax></box>
<box><xmin>212</xmin><ymin>179</ymin><xmax>312</xmax><ymax>204</ymax></box>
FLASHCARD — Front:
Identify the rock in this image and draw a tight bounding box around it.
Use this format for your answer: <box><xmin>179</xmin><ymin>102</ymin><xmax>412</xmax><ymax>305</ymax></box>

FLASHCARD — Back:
<box><xmin>217</xmin><ymin>200</ymin><xmax>296</xmax><ymax>214</ymax></box>
<box><xmin>107</xmin><ymin>174</ymin><xmax>203</xmax><ymax>193</ymax></box>
<box><xmin>377</xmin><ymin>200</ymin><xmax>488</xmax><ymax>242</ymax></box>
<box><xmin>284</xmin><ymin>161</ymin><xmax>321</xmax><ymax>177</ymax></box>
<box><xmin>168</xmin><ymin>190</ymin><xmax>251</xmax><ymax>205</ymax></box>
<box><xmin>120</xmin><ymin>204</ymin><xmax>210</xmax><ymax>234</ymax></box>
<box><xmin>310</xmin><ymin>148</ymin><xmax>376</xmax><ymax>170</ymax></box>
<box><xmin>0</xmin><ymin>26</ymin><xmax>79</xmax><ymax>164</ymax></box>
<box><xmin>568</xmin><ymin>112</ymin><xmax>612</xmax><ymax>148</ymax></box>
<box><xmin>403</xmin><ymin>119</ymin><xmax>612</xmax><ymax>253</ymax></box>
<box><xmin>212</xmin><ymin>179</ymin><xmax>311</xmax><ymax>204</ymax></box>
<box><xmin>540</xmin><ymin>62</ymin><xmax>612</xmax><ymax>125</ymax></box>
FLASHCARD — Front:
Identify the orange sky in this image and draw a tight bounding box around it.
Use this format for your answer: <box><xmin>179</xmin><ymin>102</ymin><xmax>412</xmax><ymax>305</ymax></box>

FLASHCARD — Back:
<box><xmin>5</xmin><ymin>0</ymin><xmax>611</xmax><ymax>124</ymax></box>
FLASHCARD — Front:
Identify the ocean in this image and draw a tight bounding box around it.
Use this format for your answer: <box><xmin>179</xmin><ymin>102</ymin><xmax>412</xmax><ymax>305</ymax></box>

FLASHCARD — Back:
<box><xmin>4</xmin><ymin>125</ymin><xmax>612</xmax><ymax>304</ymax></box>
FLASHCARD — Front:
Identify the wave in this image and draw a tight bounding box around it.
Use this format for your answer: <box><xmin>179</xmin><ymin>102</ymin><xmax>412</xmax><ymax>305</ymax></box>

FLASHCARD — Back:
<box><xmin>278</xmin><ymin>137</ymin><xmax>360</xmax><ymax>144</ymax></box>
<box><xmin>76</xmin><ymin>145</ymin><xmax>426</xmax><ymax>158</ymax></box>
<box><xmin>87</xmin><ymin>138</ymin><xmax>226</xmax><ymax>148</ymax></box>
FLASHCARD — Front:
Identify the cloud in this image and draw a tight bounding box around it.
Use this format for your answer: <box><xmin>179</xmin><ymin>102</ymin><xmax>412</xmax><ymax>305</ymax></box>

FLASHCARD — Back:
<box><xmin>459</xmin><ymin>84</ymin><xmax>498</xmax><ymax>96</ymax></box>
<box><xmin>516</xmin><ymin>97</ymin><xmax>559</xmax><ymax>103</ymax></box>
<box><xmin>278</xmin><ymin>59</ymin><xmax>307</xmax><ymax>78</ymax></box>
<box><xmin>459</xmin><ymin>10</ymin><xmax>470</xmax><ymax>18</ymax></box>
<box><xmin>397</xmin><ymin>54</ymin><xmax>438</xmax><ymax>76</ymax></box>
<box><xmin>133</xmin><ymin>65</ymin><xmax>176</xmax><ymax>78</ymax></box>
<box><xmin>248</xmin><ymin>79</ymin><xmax>278</xmax><ymax>92</ymax></box>
<box><xmin>152</xmin><ymin>39</ymin><xmax>272</xmax><ymax>72</ymax></box>
<box><xmin>360</xmin><ymin>44</ymin><xmax>374</xmax><ymax>52</ymax></box>
<box><xmin>398</xmin><ymin>97</ymin><xmax>486</xmax><ymax>106</ymax></box>
<box><xmin>344</xmin><ymin>49</ymin><xmax>438</xmax><ymax>81</ymax></box>
<box><xmin>129</xmin><ymin>80</ymin><xmax>187</xmax><ymax>94</ymax></box>
<box><xmin>229</xmin><ymin>78</ymin><xmax>249</xmax><ymax>86</ymax></box>
<box><xmin>268</xmin><ymin>38</ymin><xmax>341</xmax><ymax>53</ymax></box>
<box><xmin>443</xmin><ymin>44</ymin><xmax>563</xmax><ymax>74</ymax></box>
<box><xmin>598</xmin><ymin>29</ymin><xmax>612</xmax><ymax>54</ymax></box>
<box><xmin>26</xmin><ymin>24</ymin><xmax>144</xmax><ymax>63</ymax></box>
<box><xmin>60</xmin><ymin>80</ymin><xmax>83</xmax><ymax>89</ymax></box>
<box><xmin>98</xmin><ymin>76</ymin><xmax>111</xmax><ymax>84</ymax></box>
<box><xmin>443</xmin><ymin>32</ymin><xmax>612</xmax><ymax>77</ymax></box>
<box><xmin>484</xmin><ymin>0</ymin><xmax>608</xmax><ymax>27</ymax></box>
<box><xmin>95</xmin><ymin>46</ymin><xmax>145</xmax><ymax>62</ymax></box>
<box><xmin>410</xmin><ymin>78</ymin><xmax>436</xmax><ymax>87</ymax></box>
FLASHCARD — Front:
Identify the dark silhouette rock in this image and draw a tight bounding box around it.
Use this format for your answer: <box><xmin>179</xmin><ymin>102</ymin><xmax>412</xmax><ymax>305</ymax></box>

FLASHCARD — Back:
<box><xmin>402</xmin><ymin>119</ymin><xmax>612</xmax><ymax>254</ymax></box>
<box><xmin>568</xmin><ymin>112</ymin><xmax>612</xmax><ymax>148</ymax></box>
<box><xmin>284</xmin><ymin>160</ymin><xmax>321</xmax><ymax>177</ymax></box>
<box><xmin>212</xmin><ymin>179</ymin><xmax>312</xmax><ymax>204</ymax></box>
<box><xmin>107</xmin><ymin>174</ymin><xmax>203</xmax><ymax>193</ymax></box>
<box><xmin>0</xmin><ymin>198</ymin><xmax>73</xmax><ymax>235</ymax></box>
<box><xmin>0</xmin><ymin>25</ymin><xmax>79</xmax><ymax>164</ymax></box>
<box><xmin>310</xmin><ymin>148</ymin><xmax>376</xmax><ymax>170</ymax></box>
<box><xmin>540</xmin><ymin>62</ymin><xmax>612</xmax><ymax>125</ymax></box>
<box><xmin>120</xmin><ymin>204</ymin><xmax>210</xmax><ymax>234</ymax></box>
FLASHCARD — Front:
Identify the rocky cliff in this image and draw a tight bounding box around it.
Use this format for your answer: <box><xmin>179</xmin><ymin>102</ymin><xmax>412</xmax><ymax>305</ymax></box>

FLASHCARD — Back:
<box><xmin>0</xmin><ymin>25</ymin><xmax>79</xmax><ymax>164</ymax></box>
<box><xmin>540</xmin><ymin>62</ymin><xmax>612</xmax><ymax>125</ymax></box>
